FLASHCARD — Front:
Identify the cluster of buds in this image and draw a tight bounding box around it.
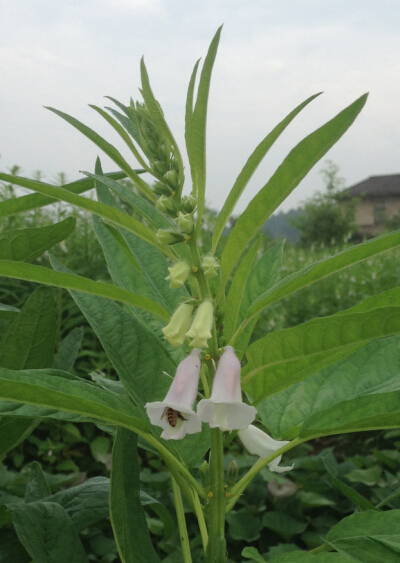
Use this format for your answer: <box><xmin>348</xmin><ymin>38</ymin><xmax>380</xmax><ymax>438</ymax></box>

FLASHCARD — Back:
<box><xmin>145</xmin><ymin>346</ymin><xmax>292</xmax><ymax>473</ymax></box>
<box><xmin>162</xmin><ymin>300</ymin><xmax>214</xmax><ymax>348</ymax></box>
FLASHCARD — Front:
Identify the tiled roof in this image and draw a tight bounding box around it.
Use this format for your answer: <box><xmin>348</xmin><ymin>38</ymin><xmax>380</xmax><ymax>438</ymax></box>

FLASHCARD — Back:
<box><xmin>341</xmin><ymin>174</ymin><xmax>400</xmax><ymax>198</ymax></box>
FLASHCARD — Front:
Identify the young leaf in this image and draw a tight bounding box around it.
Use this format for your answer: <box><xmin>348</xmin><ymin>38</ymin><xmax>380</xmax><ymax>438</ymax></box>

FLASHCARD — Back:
<box><xmin>220</xmin><ymin>93</ymin><xmax>368</xmax><ymax>292</ymax></box>
<box><xmin>258</xmin><ymin>336</ymin><xmax>400</xmax><ymax>439</ymax></box>
<box><xmin>25</xmin><ymin>462</ymin><xmax>51</xmax><ymax>503</ymax></box>
<box><xmin>53</xmin><ymin>327</ymin><xmax>84</xmax><ymax>372</ymax></box>
<box><xmin>212</xmin><ymin>93</ymin><xmax>321</xmax><ymax>253</ymax></box>
<box><xmin>190</xmin><ymin>25</ymin><xmax>223</xmax><ymax>236</ymax></box>
<box><xmin>9</xmin><ymin>502</ymin><xmax>89</xmax><ymax>563</ymax></box>
<box><xmin>243</xmin><ymin>306</ymin><xmax>400</xmax><ymax>404</ymax></box>
<box><xmin>0</xmin><ymin>258</ymin><xmax>170</xmax><ymax>322</ymax></box>
<box><xmin>110</xmin><ymin>428</ymin><xmax>162</xmax><ymax>563</ymax></box>
<box><xmin>45</xmin><ymin>107</ymin><xmax>156</xmax><ymax>201</ymax></box>
<box><xmin>185</xmin><ymin>59</ymin><xmax>201</xmax><ymax>175</ymax></box>
<box><xmin>0</xmin><ymin>217</ymin><xmax>75</xmax><ymax>262</ymax></box>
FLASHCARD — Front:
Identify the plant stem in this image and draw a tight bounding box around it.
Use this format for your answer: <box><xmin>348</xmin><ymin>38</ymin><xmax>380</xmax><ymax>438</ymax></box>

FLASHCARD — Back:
<box><xmin>191</xmin><ymin>489</ymin><xmax>209</xmax><ymax>553</ymax></box>
<box><xmin>171</xmin><ymin>475</ymin><xmax>193</xmax><ymax>563</ymax></box>
<box><xmin>207</xmin><ymin>428</ymin><xmax>226</xmax><ymax>563</ymax></box>
<box><xmin>225</xmin><ymin>437</ymin><xmax>302</xmax><ymax>513</ymax></box>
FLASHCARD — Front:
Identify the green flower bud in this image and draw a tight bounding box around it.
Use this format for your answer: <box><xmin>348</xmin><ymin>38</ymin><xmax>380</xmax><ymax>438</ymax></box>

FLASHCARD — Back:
<box><xmin>165</xmin><ymin>261</ymin><xmax>191</xmax><ymax>289</ymax></box>
<box><xmin>162</xmin><ymin>303</ymin><xmax>194</xmax><ymax>347</ymax></box>
<box><xmin>156</xmin><ymin>229</ymin><xmax>186</xmax><ymax>246</ymax></box>
<box><xmin>182</xmin><ymin>194</ymin><xmax>197</xmax><ymax>213</ymax></box>
<box><xmin>185</xmin><ymin>300</ymin><xmax>214</xmax><ymax>349</ymax></box>
<box><xmin>159</xmin><ymin>143</ymin><xmax>169</xmax><ymax>161</ymax></box>
<box><xmin>201</xmin><ymin>255</ymin><xmax>220</xmax><ymax>278</ymax></box>
<box><xmin>153</xmin><ymin>181</ymin><xmax>173</xmax><ymax>196</ymax></box>
<box><xmin>171</xmin><ymin>159</ymin><xmax>180</xmax><ymax>173</ymax></box>
<box><xmin>199</xmin><ymin>460</ymin><xmax>210</xmax><ymax>489</ymax></box>
<box><xmin>177</xmin><ymin>212</ymin><xmax>194</xmax><ymax>234</ymax></box>
<box><xmin>152</xmin><ymin>160</ymin><xmax>168</xmax><ymax>176</ymax></box>
<box><xmin>226</xmin><ymin>460</ymin><xmax>239</xmax><ymax>488</ymax></box>
<box><xmin>164</xmin><ymin>170</ymin><xmax>179</xmax><ymax>189</ymax></box>
<box><xmin>156</xmin><ymin>195</ymin><xmax>176</xmax><ymax>214</ymax></box>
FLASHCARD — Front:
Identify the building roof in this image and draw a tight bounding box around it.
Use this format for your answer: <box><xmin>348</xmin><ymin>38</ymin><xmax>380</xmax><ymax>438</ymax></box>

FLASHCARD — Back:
<box><xmin>341</xmin><ymin>174</ymin><xmax>400</xmax><ymax>199</ymax></box>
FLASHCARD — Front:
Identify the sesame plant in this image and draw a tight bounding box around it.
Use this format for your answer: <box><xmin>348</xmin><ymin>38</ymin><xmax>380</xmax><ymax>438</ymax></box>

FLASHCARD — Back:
<box><xmin>2</xmin><ymin>26</ymin><xmax>400</xmax><ymax>563</ymax></box>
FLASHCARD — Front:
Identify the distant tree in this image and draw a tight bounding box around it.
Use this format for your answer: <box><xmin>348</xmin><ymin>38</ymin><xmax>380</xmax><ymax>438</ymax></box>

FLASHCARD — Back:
<box><xmin>291</xmin><ymin>161</ymin><xmax>357</xmax><ymax>248</ymax></box>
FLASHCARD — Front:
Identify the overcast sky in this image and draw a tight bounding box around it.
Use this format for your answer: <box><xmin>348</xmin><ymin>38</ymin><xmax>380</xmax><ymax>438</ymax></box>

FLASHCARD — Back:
<box><xmin>1</xmin><ymin>0</ymin><xmax>400</xmax><ymax>214</ymax></box>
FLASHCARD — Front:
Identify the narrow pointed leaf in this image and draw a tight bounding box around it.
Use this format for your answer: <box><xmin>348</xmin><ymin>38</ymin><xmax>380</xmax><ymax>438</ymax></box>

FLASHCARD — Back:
<box><xmin>0</xmin><ymin>217</ymin><xmax>75</xmax><ymax>262</ymax></box>
<box><xmin>0</xmin><ymin>259</ymin><xmax>170</xmax><ymax>322</ymax></box>
<box><xmin>110</xmin><ymin>428</ymin><xmax>162</xmax><ymax>563</ymax></box>
<box><xmin>220</xmin><ymin>93</ymin><xmax>368</xmax><ymax>290</ymax></box>
<box><xmin>0</xmin><ymin>173</ymin><xmax>175</xmax><ymax>259</ymax></box>
<box><xmin>53</xmin><ymin>327</ymin><xmax>84</xmax><ymax>372</ymax></box>
<box><xmin>25</xmin><ymin>462</ymin><xmax>52</xmax><ymax>503</ymax></box>
<box><xmin>0</xmin><ymin>170</ymin><xmax>127</xmax><ymax>218</ymax></box>
<box><xmin>45</xmin><ymin>106</ymin><xmax>156</xmax><ymax>201</ymax></box>
<box><xmin>212</xmin><ymin>93</ymin><xmax>321</xmax><ymax>253</ymax></box>
<box><xmin>323</xmin><ymin>459</ymin><xmax>377</xmax><ymax>512</ymax></box>
<box><xmin>185</xmin><ymin>59</ymin><xmax>200</xmax><ymax>169</ymax></box>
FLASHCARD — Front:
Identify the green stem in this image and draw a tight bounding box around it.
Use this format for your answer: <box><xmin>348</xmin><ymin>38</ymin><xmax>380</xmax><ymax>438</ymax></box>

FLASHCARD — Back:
<box><xmin>207</xmin><ymin>428</ymin><xmax>226</xmax><ymax>563</ymax></box>
<box><xmin>165</xmin><ymin>459</ymin><xmax>196</xmax><ymax>512</ymax></box>
<box><xmin>191</xmin><ymin>489</ymin><xmax>209</xmax><ymax>554</ymax></box>
<box><xmin>225</xmin><ymin>437</ymin><xmax>302</xmax><ymax>513</ymax></box>
<box><xmin>171</xmin><ymin>476</ymin><xmax>193</xmax><ymax>563</ymax></box>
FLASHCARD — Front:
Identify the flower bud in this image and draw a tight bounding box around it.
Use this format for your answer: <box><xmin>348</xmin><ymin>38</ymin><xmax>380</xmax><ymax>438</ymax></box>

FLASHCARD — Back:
<box><xmin>182</xmin><ymin>194</ymin><xmax>197</xmax><ymax>213</ymax></box>
<box><xmin>159</xmin><ymin>143</ymin><xmax>169</xmax><ymax>161</ymax></box>
<box><xmin>156</xmin><ymin>229</ymin><xmax>186</xmax><ymax>246</ymax></box>
<box><xmin>199</xmin><ymin>460</ymin><xmax>210</xmax><ymax>489</ymax></box>
<box><xmin>152</xmin><ymin>160</ymin><xmax>168</xmax><ymax>176</ymax></box>
<box><xmin>202</xmin><ymin>255</ymin><xmax>220</xmax><ymax>278</ymax></box>
<box><xmin>164</xmin><ymin>170</ymin><xmax>179</xmax><ymax>189</ymax></box>
<box><xmin>185</xmin><ymin>300</ymin><xmax>214</xmax><ymax>349</ymax></box>
<box><xmin>177</xmin><ymin>212</ymin><xmax>194</xmax><ymax>234</ymax></box>
<box><xmin>165</xmin><ymin>261</ymin><xmax>191</xmax><ymax>289</ymax></box>
<box><xmin>226</xmin><ymin>460</ymin><xmax>239</xmax><ymax>488</ymax></box>
<box><xmin>162</xmin><ymin>303</ymin><xmax>194</xmax><ymax>347</ymax></box>
<box><xmin>153</xmin><ymin>181</ymin><xmax>173</xmax><ymax>197</ymax></box>
<box><xmin>156</xmin><ymin>195</ymin><xmax>176</xmax><ymax>214</ymax></box>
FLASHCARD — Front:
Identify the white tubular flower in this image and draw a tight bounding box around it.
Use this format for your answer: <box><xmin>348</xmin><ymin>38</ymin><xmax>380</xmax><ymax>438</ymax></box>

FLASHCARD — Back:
<box><xmin>185</xmin><ymin>300</ymin><xmax>214</xmax><ymax>349</ymax></box>
<box><xmin>238</xmin><ymin>425</ymin><xmax>294</xmax><ymax>473</ymax></box>
<box><xmin>197</xmin><ymin>346</ymin><xmax>257</xmax><ymax>431</ymax></box>
<box><xmin>145</xmin><ymin>349</ymin><xmax>202</xmax><ymax>440</ymax></box>
<box><xmin>165</xmin><ymin>261</ymin><xmax>191</xmax><ymax>289</ymax></box>
<box><xmin>162</xmin><ymin>303</ymin><xmax>194</xmax><ymax>347</ymax></box>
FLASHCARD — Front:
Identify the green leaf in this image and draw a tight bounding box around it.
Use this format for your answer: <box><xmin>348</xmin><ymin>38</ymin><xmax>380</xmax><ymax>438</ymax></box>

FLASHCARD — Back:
<box><xmin>226</xmin><ymin>511</ymin><xmax>262</xmax><ymax>541</ymax></box>
<box><xmin>266</xmin><ymin>552</ymin><xmax>352</xmax><ymax>562</ymax></box>
<box><xmin>25</xmin><ymin>462</ymin><xmax>51</xmax><ymax>503</ymax></box>
<box><xmin>262</xmin><ymin>511</ymin><xmax>308</xmax><ymax>540</ymax></box>
<box><xmin>0</xmin><ymin>527</ymin><xmax>31</xmax><ymax>563</ymax></box>
<box><xmin>0</xmin><ymin>303</ymin><xmax>19</xmax><ymax>319</ymax></box>
<box><xmin>241</xmin><ymin>229</ymin><xmax>400</xmax><ymax>327</ymax></box>
<box><xmin>0</xmin><ymin>367</ymin><xmax>149</xmax><ymax>433</ymax></box>
<box><xmin>45</xmin><ymin>107</ymin><xmax>156</xmax><ymax>201</ymax></box>
<box><xmin>53</xmin><ymin>327</ymin><xmax>84</xmax><ymax>372</ymax></box>
<box><xmin>0</xmin><ymin>173</ymin><xmax>175</xmax><ymax>259</ymax></box>
<box><xmin>300</xmin><ymin>391</ymin><xmax>400</xmax><ymax>440</ymax></box>
<box><xmin>9</xmin><ymin>501</ymin><xmax>89</xmax><ymax>563</ymax></box>
<box><xmin>190</xmin><ymin>26</ymin><xmax>223</xmax><ymax>236</ymax></box>
<box><xmin>50</xmin><ymin>255</ymin><xmax>176</xmax><ymax>407</ymax></box>
<box><xmin>257</xmin><ymin>336</ymin><xmax>400</xmax><ymax>439</ymax></box>
<box><xmin>242</xmin><ymin>307</ymin><xmax>400</xmax><ymax>404</ymax></box>
<box><xmin>220</xmin><ymin>93</ymin><xmax>368</xmax><ymax>290</ymax></box>
<box><xmin>140</xmin><ymin>490</ymin><xmax>175</xmax><ymax>539</ymax></box>
<box><xmin>326</xmin><ymin>509</ymin><xmax>400</xmax><ymax>562</ymax></box>
<box><xmin>0</xmin><ymin>417</ymin><xmax>39</xmax><ymax>458</ymax></box>
<box><xmin>110</xmin><ymin>428</ymin><xmax>162</xmax><ymax>563</ymax></box>
<box><xmin>185</xmin><ymin>59</ymin><xmax>201</xmax><ymax>172</ymax></box>
<box><xmin>345</xmin><ymin>466</ymin><xmax>382</xmax><ymax>487</ymax></box>
<box><xmin>242</xmin><ymin>546</ymin><xmax>267</xmax><ymax>562</ymax></box>
<box><xmin>0</xmin><ymin>258</ymin><xmax>170</xmax><ymax>322</ymax></box>
<box><xmin>323</xmin><ymin>459</ymin><xmax>377</xmax><ymax>512</ymax></box>
<box><xmin>0</xmin><ymin>217</ymin><xmax>75</xmax><ymax>262</ymax></box>
<box><xmin>212</xmin><ymin>93</ymin><xmax>321</xmax><ymax>253</ymax></box>
<box><xmin>0</xmin><ymin>170</ymin><xmax>127</xmax><ymax>218</ymax></box>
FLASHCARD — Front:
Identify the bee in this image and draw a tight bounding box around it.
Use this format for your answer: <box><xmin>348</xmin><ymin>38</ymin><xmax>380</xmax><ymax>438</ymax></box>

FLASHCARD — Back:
<box><xmin>161</xmin><ymin>407</ymin><xmax>187</xmax><ymax>427</ymax></box>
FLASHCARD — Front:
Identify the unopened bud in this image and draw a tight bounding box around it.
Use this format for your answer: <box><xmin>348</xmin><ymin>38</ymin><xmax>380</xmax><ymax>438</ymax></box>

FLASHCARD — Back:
<box><xmin>156</xmin><ymin>195</ymin><xmax>176</xmax><ymax>214</ymax></box>
<box><xmin>182</xmin><ymin>194</ymin><xmax>197</xmax><ymax>213</ymax></box>
<box><xmin>199</xmin><ymin>460</ymin><xmax>210</xmax><ymax>489</ymax></box>
<box><xmin>165</xmin><ymin>261</ymin><xmax>191</xmax><ymax>289</ymax></box>
<box><xmin>153</xmin><ymin>181</ymin><xmax>173</xmax><ymax>196</ymax></box>
<box><xmin>152</xmin><ymin>160</ymin><xmax>168</xmax><ymax>176</ymax></box>
<box><xmin>164</xmin><ymin>170</ymin><xmax>179</xmax><ymax>189</ymax></box>
<box><xmin>226</xmin><ymin>460</ymin><xmax>239</xmax><ymax>488</ymax></box>
<box><xmin>156</xmin><ymin>229</ymin><xmax>186</xmax><ymax>246</ymax></box>
<box><xmin>162</xmin><ymin>303</ymin><xmax>194</xmax><ymax>347</ymax></box>
<box><xmin>177</xmin><ymin>212</ymin><xmax>194</xmax><ymax>234</ymax></box>
<box><xmin>201</xmin><ymin>255</ymin><xmax>220</xmax><ymax>278</ymax></box>
<box><xmin>185</xmin><ymin>300</ymin><xmax>214</xmax><ymax>348</ymax></box>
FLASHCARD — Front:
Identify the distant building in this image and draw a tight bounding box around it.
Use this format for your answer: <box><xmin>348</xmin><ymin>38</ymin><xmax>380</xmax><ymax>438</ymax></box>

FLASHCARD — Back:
<box><xmin>341</xmin><ymin>174</ymin><xmax>400</xmax><ymax>237</ymax></box>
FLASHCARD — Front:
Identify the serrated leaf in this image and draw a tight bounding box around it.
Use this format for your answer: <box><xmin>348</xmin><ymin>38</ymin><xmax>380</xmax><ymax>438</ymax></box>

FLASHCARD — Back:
<box><xmin>257</xmin><ymin>336</ymin><xmax>400</xmax><ymax>439</ymax></box>
<box><xmin>0</xmin><ymin>217</ymin><xmax>75</xmax><ymax>262</ymax></box>
<box><xmin>220</xmin><ymin>93</ymin><xmax>368</xmax><ymax>290</ymax></box>
<box><xmin>110</xmin><ymin>428</ymin><xmax>162</xmax><ymax>563</ymax></box>
<box><xmin>212</xmin><ymin>93</ymin><xmax>321</xmax><ymax>254</ymax></box>
<box><xmin>243</xmin><ymin>307</ymin><xmax>400</xmax><ymax>404</ymax></box>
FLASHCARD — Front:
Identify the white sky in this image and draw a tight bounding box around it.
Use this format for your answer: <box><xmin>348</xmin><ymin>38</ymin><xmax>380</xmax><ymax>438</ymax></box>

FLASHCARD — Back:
<box><xmin>1</xmin><ymin>0</ymin><xmax>400</xmax><ymax>214</ymax></box>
